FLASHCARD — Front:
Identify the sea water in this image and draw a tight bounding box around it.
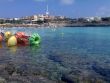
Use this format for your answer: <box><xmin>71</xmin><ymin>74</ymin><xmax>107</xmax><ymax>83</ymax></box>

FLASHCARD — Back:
<box><xmin>0</xmin><ymin>27</ymin><xmax>110</xmax><ymax>83</ymax></box>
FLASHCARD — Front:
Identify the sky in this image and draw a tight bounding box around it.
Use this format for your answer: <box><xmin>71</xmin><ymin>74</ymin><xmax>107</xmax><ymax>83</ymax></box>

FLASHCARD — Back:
<box><xmin>0</xmin><ymin>0</ymin><xmax>110</xmax><ymax>18</ymax></box>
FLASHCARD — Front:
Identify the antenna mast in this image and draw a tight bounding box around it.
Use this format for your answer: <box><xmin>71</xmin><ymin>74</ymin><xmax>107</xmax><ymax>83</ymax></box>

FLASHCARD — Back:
<box><xmin>46</xmin><ymin>4</ymin><xmax>49</xmax><ymax>16</ymax></box>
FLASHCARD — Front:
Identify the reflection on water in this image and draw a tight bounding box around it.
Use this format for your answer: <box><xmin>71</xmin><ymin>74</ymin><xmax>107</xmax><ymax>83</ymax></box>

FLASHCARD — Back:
<box><xmin>8</xmin><ymin>46</ymin><xmax>17</xmax><ymax>54</ymax></box>
<box><xmin>0</xmin><ymin>27</ymin><xmax>110</xmax><ymax>83</ymax></box>
<box><xmin>0</xmin><ymin>43</ymin><xmax>2</xmax><ymax>48</ymax></box>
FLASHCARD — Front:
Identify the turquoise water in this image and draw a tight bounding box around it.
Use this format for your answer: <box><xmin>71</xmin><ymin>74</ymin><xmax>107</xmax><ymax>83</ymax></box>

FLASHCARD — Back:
<box><xmin>0</xmin><ymin>27</ymin><xmax>110</xmax><ymax>83</ymax></box>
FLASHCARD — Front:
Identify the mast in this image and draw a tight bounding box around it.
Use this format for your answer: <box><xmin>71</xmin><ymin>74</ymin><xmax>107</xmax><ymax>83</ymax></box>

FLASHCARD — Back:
<box><xmin>46</xmin><ymin>5</ymin><xmax>49</xmax><ymax>16</ymax></box>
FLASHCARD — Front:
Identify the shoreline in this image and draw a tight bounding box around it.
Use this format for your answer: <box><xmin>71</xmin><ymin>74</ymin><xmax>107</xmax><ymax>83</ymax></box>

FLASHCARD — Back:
<box><xmin>0</xmin><ymin>23</ymin><xmax>110</xmax><ymax>28</ymax></box>
<box><xmin>0</xmin><ymin>24</ymin><xmax>41</xmax><ymax>28</ymax></box>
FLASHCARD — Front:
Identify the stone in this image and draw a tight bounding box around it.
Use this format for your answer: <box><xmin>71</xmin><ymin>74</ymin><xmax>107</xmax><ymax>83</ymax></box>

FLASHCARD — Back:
<box><xmin>0</xmin><ymin>77</ymin><xmax>7</xmax><ymax>83</ymax></box>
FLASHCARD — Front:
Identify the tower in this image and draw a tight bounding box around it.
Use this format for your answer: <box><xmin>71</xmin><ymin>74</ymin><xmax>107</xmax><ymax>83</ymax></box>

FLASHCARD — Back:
<box><xmin>46</xmin><ymin>5</ymin><xmax>49</xmax><ymax>16</ymax></box>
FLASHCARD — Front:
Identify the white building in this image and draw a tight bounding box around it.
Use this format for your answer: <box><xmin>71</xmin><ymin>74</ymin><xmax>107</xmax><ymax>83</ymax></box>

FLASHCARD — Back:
<box><xmin>86</xmin><ymin>17</ymin><xmax>101</xmax><ymax>22</ymax></box>
<box><xmin>14</xmin><ymin>18</ymin><xmax>20</xmax><ymax>20</ymax></box>
<box><xmin>86</xmin><ymin>17</ymin><xmax>94</xmax><ymax>22</ymax></box>
<box><xmin>33</xmin><ymin>15</ymin><xmax>38</xmax><ymax>21</ymax></box>
<box><xmin>94</xmin><ymin>17</ymin><xmax>101</xmax><ymax>22</ymax></box>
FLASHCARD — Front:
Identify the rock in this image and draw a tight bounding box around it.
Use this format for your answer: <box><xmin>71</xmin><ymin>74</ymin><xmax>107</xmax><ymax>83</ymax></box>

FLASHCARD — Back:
<box><xmin>48</xmin><ymin>55</ymin><xmax>62</xmax><ymax>63</ymax></box>
<box><xmin>0</xmin><ymin>64</ymin><xmax>9</xmax><ymax>77</ymax></box>
<box><xmin>6</xmin><ymin>75</ymin><xmax>58</xmax><ymax>83</ymax></box>
<box><xmin>61</xmin><ymin>74</ymin><xmax>75</xmax><ymax>83</ymax></box>
<box><xmin>5</xmin><ymin>63</ymin><xmax>16</xmax><ymax>75</ymax></box>
<box><xmin>92</xmin><ymin>66</ymin><xmax>110</xmax><ymax>77</ymax></box>
<box><xmin>0</xmin><ymin>77</ymin><xmax>7</xmax><ymax>83</ymax></box>
<box><xmin>16</xmin><ymin>64</ymin><xmax>29</xmax><ymax>76</ymax></box>
<box><xmin>92</xmin><ymin>64</ymin><xmax>110</xmax><ymax>82</ymax></box>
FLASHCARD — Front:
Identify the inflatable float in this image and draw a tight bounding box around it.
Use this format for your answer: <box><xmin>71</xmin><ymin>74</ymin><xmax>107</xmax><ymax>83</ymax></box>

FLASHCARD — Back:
<box><xmin>29</xmin><ymin>33</ymin><xmax>41</xmax><ymax>46</ymax></box>
<box><xmin>0</xmin><ymin>31</ymin><xmax>41</xmax><ymax>47</ymax></box>
<box><xmin>15</xmin><ymin>32</ymin><xmax>25</xmax><ymax>38</ymax></box>
<box><xmin>7</xmin><ymin>36</ymin><xmax>17</xmax><ymax>47</ymax></box>
<box><xmin>5</xmin><ymin>31</ymin><xmax>12</xmax><ymax>41</ymax></box>
<box><xmin>15</xmin><ymin>32</ymin><xmax>29</xmax><ymax>46</ymax></box>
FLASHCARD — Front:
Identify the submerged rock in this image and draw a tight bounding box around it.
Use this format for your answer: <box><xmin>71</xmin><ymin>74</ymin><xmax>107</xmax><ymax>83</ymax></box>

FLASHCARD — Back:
<box><xmin>48</xmin><ymin>55</ymin><xmax>62</xmax><ymax>63</ymax></box>
<box><xmin>61</xmin><ymin>74</ymin><xmax>75</xmax><ymax>83</ymax></box>
<box><xmin>0</xmin><ymin>77</ymin><xmax>6</xmax><ymax>83</ymax></box>
<box><xmin>92</xmin><ymin>64</ymin><xmax>110</xmax><ymax>82</ymax></box>
<box><xmin>6</xmin><ymin>75</ymin><xmax>58</xmax><ymax>83</ymax></box>
<box><xmin>5</xmin><ymin>63</ymin><xmax>16</xmax><ymax>75</ymax></box>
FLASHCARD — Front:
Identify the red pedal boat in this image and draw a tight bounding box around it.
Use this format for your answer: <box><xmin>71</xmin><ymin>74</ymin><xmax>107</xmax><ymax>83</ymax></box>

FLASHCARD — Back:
<box><xmin>15</xmin><ymin>32</ymin><xmax>29</xmax><ymax>46</ymax></box>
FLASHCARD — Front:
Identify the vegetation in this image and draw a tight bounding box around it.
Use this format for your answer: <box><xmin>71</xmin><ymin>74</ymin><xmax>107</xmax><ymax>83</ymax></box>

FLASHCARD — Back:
<box><xmin>0</xmin><ymin>17</ymin><xmax>110</xmax><ymax>27</ymax></box>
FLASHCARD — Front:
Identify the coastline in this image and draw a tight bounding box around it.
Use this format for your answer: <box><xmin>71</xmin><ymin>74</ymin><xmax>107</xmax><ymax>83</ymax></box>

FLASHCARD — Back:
<box><xmin>0</xmin><ymin>24</ymin><xmax>41</xmax><ymax>28</ymax></box>
<box><xmin>0</xmin><ymin>23</ymin><xmax>110</xmax><ymax>28</ymax></box>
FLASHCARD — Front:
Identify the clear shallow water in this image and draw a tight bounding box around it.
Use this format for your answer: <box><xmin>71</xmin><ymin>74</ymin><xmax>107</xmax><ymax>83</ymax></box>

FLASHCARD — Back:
<box><xmin>0</xmin><ymin>27</ymin><xmax>110</xmax><ymax>83</ymax></box>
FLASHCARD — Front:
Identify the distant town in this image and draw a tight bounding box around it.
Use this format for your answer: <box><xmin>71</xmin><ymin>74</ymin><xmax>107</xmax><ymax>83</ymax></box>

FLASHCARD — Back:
<box><xmin>0</xmin><ymin>6</ymin><xmax>110</xmax><ymax>27</ymax></box>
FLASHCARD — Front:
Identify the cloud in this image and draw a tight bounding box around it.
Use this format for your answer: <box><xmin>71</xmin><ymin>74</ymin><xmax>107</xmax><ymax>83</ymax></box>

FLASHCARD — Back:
<box><xmin>34</xmin><ymin>0</ymin><xmax>46</xmax><ymax>2</ymax></box>
<box><xmin>33</xmin><ymin>0</ymin><xmax>75</xmax><ymax>5</ymax></box>
<box><xmin>0</xmin><ymin>0</ymin><xmax>14</xmax><ymax>2</ymax></box>
<box><xmin>61</xmin><ymin>0</ymin><xmax>74</xmax><ymax>5</ymax></box>
<box><xmin>8</xmin><ymin>0</ymin><xmax>14</xmax><ymax>2</ymax></box>
<box><xmin>96</xmin><ymin>6</ymin><xmax>110</xmax><ymax>17</ymax></box>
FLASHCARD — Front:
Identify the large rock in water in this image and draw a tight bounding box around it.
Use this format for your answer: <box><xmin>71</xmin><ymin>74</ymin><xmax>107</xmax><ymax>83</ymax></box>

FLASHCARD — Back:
<box><xmin>7</xmin><ymin>36</ymin><xmax>17</xmax><ymax>47</ymax></box>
